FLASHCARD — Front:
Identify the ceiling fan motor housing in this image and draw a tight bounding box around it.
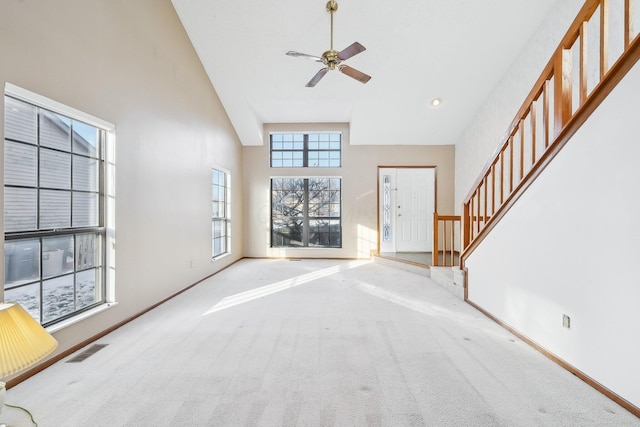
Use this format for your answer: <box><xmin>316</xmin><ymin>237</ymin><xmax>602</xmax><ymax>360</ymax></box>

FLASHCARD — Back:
<box><xmin>322</xmin><ymin>50</ymin><xmax>340</xmax><ymax>69</ymax></box>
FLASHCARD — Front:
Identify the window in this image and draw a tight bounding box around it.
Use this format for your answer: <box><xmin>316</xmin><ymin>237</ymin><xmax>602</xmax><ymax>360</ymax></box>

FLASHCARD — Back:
<box><xmin>3</xmin><ymin>88</ymin><xmax>114</xmax><ymax>326</ymax></box>
<box><xmin>270</xmin><ymin>133</ymin><xmax>341</xmax><ymax>167</ymax></box>
<box><xmin>212</xmin><ymin>168</ymin><xmax>230</xmax><ymax>258</ymax></box>
<box><xmin>271</xmin><ymin>178</ymin><xmax>341</xmax><ymax>248</ymax></box>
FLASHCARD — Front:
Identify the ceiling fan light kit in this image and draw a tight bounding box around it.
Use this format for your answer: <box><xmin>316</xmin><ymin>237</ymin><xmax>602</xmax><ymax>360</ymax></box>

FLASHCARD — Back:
<box><xmin>286</xmin><ymin>0</ymin><xmax>371</xmax><ymax>87</ymax></box>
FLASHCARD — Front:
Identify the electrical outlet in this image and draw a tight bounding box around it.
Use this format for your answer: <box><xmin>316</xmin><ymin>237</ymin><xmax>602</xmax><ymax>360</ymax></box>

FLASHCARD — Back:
<box><xmin>562</xmin><ymin>314</ymin><xmax>571</xmax><ymax>329</ymax></box>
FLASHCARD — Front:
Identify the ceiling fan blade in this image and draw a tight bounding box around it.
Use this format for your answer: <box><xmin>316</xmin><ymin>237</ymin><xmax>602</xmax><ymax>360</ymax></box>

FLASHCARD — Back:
<box><xmin>306</xmin><ymin>68</ymin><xmax>329</xmax><ymax>87</ymax></box>
<box><xmin>337</xmin><ymin>42</ymin><xmax>366</xmax><ymax>61</ymax></box>
<box><xmin>286</xmin><ymin>51</ymin><xmax>323</xmax><ymax>62</ymax></box>
<box><xmin>339</xmin><ymin>65</ymin><xmax>371</xmax><ymax>84</ymax></box>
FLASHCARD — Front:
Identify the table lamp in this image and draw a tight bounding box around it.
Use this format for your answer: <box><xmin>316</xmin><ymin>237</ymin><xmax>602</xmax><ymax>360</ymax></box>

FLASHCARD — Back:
<box><xmin>0</xmin><ymin>302</ymin><xmax>58</xmax><ymax>425</ymax></box>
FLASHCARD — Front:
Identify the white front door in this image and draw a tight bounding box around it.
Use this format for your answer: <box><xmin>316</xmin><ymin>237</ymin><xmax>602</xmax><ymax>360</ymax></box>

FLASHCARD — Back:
<box><xmin>379</xmin><ymin>168</ymin><xmax>435</xmax><ymax>253</ymax></box>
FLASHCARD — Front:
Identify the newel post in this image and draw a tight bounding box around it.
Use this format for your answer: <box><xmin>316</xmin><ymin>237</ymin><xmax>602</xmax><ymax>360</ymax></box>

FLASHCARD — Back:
<box><xmin>432</xmin><ymin>212</ymin><xmax>439</xmax><ymax>266</ymax></box>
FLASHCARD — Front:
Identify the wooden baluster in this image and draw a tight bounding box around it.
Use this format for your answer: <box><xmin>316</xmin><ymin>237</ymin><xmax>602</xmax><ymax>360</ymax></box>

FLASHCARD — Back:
<box><xmin>519</xmin><ymin>119</ymin><xmax>525</xmax><ymax>181</ymax></box>
<box><xmin>476</xmin><ymin>191</ymin><xmax>481</xmax><ymax>234</ymax></box>
<box><xmin>530</xmin><ymin>102</ymin><xmax>537</xmax><ymax>166</ymax></box>
<box><xmin>509</xmin><ymin>136</ymin><xmax>514</xmax><ymax>193</ymax></box>
<box><xmin>580</xmin><ymin>21</ymin><xmax>589</xmax><ymax>106</ymax></box>
<box><xmin>601</xmin><ymin>0</ymin><xmax>610</xmax><ymax>78</ymax></box>
<box><xmin>469</xmin><ymin>197</ymin><xmax>475</xmax><ymax>241</ymax></box>
<box><xmin>463</xmin><ymin>202</ymin><xmax>471</xmax><ymax>249</ymax></box>
<box><xmin>443</xmin><ymin>220</ymin><xmax>447</xmax><ymax>266</ymax></box>
<box><xmin>543</xmin><ymin>80</ymin><xmax>551</xmax><ymax>148</ymax></box>
<box><xmin>445</xmin><ymin>218</ymin><xmax>448</xmax><ymax>262</ymax></box>
<box><xmin>625</xmin><ymin>0</ymin><xmax>633</xmax><ymax>49</ymax></box>
<box><xmin>491</xmin><ymin>162</ymin><xmax>496</xmax><ymax>215</ymax></box>
<box><xmin>500</xmin><ymin>148</ymin><xmax>505</xmax><ymax>205</ymax></box>
<box><xmin>483</xmin><ymin>176</ymin><xmax>488</xmax><ymax>224</ymax></box>
<box><xmin>450</xmin><ymin>219</ymin><xmax>455</xmax><ymax>266</ymax></box>
<box><xmin>444</xmin><ymin>219</ymin><xmax>448</xmax><ymax>266</ymax></box>
<box><xmin>554</xmin><ymin>49</ymin><xmax>573</xmax><ymax>135</ymax></box>
<box><xmin>469</xmin><ymin>198</ymin><xmax>473</xmax><ymax>241</ymax></box>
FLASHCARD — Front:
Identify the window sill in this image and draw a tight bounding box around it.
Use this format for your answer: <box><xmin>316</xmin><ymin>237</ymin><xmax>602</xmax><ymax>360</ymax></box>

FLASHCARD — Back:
<box><xmin>271</xmin><ymin>247</ymin><xmax>343</xmax><ymax>250</ymax></box>
<box><xmin>46</xmin><ymin>301</ymin><xmax>119</xmax><ymax>334</ymax></box>
<box><xmin>212</xmin><ymin>252</ymin><xmax>231</xmax><ymax>262</ymax></box>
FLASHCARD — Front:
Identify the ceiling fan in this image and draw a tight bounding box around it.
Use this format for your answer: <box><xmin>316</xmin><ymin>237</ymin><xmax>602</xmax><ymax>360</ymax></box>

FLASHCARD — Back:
<box><xmin>286</xmin><ymin>0</ymin><xmax>371</xmax><ymax>87</ymax></box>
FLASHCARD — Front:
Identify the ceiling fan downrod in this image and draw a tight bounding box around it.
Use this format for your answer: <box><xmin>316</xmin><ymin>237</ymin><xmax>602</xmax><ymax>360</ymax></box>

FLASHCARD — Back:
<box><xmin>327</xmin><ymin>1</ymin><xmax>338</xmax><ymax>51</ymax></box>
<box><xmin>324</xmin><ymin>1</ymin><xmax>339</xmax><ymax>70</ymax></box>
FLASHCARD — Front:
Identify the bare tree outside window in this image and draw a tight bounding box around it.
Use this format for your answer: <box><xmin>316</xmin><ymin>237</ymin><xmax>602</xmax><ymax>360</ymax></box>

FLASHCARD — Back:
<box><xmin>271</xmin><ymin>178</ymin><xmax>341</xmax><ymax>248</ymax></box>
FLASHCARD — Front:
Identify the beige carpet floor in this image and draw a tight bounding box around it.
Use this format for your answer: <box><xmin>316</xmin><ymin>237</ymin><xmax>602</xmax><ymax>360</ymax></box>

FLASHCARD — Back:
<box><xmin>4</xmin><ymin>259</ymin><xmax>640</xmax><ymax>426</ymax></box>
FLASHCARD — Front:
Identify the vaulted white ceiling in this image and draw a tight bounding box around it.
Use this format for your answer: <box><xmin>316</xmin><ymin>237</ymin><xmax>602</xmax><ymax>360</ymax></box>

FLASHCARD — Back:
<box><xmin>170</xmin><ymin>0</ymin><xmax>560</xmax><ymax>146</ymax></box>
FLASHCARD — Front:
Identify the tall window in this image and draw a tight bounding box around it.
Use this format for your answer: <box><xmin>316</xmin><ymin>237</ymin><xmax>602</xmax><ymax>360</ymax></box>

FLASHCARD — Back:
<box><xmin>270</xmin><ymin>133</ymin><xmax>341</xmax><ymax>167</ymax></box>
<box><xmin>271</xmin><ymin>178</ymin><xmax>341</xmax><ymax>248</ymax></box>
<box><xmin>3</xmin><ymin>90</ymin><xmax>113</xmax><ymax>326</ymax></box>
<box><xmin>212</xmin><ymin>168</ymin><xmax>230</xmax><ymax>258</ymax></box>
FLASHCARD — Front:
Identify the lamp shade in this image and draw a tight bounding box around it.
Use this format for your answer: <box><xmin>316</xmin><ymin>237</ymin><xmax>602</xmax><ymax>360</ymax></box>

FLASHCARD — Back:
<box><xmin>0</xmin><ymin>302</ymin><xmax>58</xmax><ymax>378</ymax></box>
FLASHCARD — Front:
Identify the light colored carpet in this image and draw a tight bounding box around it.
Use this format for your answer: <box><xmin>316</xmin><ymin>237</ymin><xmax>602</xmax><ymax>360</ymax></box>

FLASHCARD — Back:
<box><xmin>4</xmin><ymin>259</ymin><xmax>640</xmax><ymax>426</ymax></box>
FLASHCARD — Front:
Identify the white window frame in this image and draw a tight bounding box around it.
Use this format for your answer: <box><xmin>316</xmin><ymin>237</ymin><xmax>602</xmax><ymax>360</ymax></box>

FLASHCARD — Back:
<box><xmin>270</xmin><ymin>176</ymin><xmax>342</xmax><ymax>248</ymax></box>
<box><xmin>270</xmin><ymin>132</ymin><xmax>342</xmax><ymax>168</ymax></box>
<box><xmin>3</xmin><ymin>83</ymin><xmax>116</xmax><ymax>331</ymax></box>
<box><xmin>212</xmin><ymin>167</ymin><xmax>230</xmax><ymax>260</ymax></box>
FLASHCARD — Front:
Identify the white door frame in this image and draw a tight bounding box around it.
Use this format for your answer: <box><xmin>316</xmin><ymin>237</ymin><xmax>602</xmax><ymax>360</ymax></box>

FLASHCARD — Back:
<box><xmin>378</xmin><ymin>166</ymin><xmax>437</xmax><ymax>253</ymax></box>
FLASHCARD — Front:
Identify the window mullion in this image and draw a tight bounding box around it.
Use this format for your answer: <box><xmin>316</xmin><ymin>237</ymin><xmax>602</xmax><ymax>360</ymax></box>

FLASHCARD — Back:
<box><xmin>36</xmin><ymin>107</ymin><xmax>42</xmax><ymax>231</ymax></box>
<box><xmin>303</xmin><ymin>179</ymin><xmax>309</xmax><ymax>246</ymax></box>
<box><xmin>98</xmin><ymin>129</ymin><xmax>106</xmax><ymax>237</ymax></box>
<box><xmin>36</xmin><ymin>108</ymin><xmax>44</xmax><ymax>324</ymax></box>
<box><xmin>269</xmin><ymin>134</ymin><xmax>274</xmax><ymax>167</ymax></box>
<box><xmin>70</xmin><ymin>124</ymin><xmax>74</xmax><ymax>229</ymax></box>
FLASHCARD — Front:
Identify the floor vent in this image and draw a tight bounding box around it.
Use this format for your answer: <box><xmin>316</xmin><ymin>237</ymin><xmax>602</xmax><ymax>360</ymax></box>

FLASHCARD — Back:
<box><xmin>66</xmin><ymin>344</ymin><xmax>108</xmax><ymax>363</ymax></box>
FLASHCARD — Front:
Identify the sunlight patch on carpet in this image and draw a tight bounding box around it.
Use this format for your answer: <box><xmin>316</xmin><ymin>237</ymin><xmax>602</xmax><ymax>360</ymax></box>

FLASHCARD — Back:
<box><xmin>203</xmin><ymin>260</ymin><xmax>371</xmax><ymax>315</ymax></box>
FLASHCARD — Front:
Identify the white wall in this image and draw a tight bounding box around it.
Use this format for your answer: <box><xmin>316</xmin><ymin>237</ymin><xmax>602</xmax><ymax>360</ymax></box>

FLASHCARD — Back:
<box><xmin>243</xmin><ymin>123</ymin><xmax>455</xmax><ymax>259</ymax></box>
<box><xmin>454</xmin><ymin>0</ymin><xmax>584</xmax><ymax>210</ymax></box>
<box><xmin>465</xmin><ymin>60</ymin><xmax>640</xmax><ymax>409</ymax></box>
<box><xmin>1</xmin><ymin>0</ymin><xmax>243</xmax><ymax>364</ymax></box>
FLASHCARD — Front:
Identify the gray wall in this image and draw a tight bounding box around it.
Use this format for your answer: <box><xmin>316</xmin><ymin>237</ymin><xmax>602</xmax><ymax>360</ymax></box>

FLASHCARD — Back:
<box><xmin>1</xmin><ymin>0</ymin><xmax>243</xmax><ymax>364</ymax></box>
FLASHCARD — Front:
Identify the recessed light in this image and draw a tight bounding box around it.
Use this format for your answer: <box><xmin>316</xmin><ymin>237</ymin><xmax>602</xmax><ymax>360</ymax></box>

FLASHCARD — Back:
<box><xmin>431</xmin><ymin>98</ymin><xmax>442</xmax><ymax>107</ymax></box>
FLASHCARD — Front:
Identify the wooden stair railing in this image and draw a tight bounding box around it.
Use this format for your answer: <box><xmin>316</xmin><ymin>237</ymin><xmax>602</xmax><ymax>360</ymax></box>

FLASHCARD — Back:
<box><xmin>461</xmin><ymin>0</ymin><xmax>640</xmax><ymax>260</ymax></box>
<box><xmin>432</xmin><ymin>213</ymin><xmax>461</xmax><ymax>267</ymax></box>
